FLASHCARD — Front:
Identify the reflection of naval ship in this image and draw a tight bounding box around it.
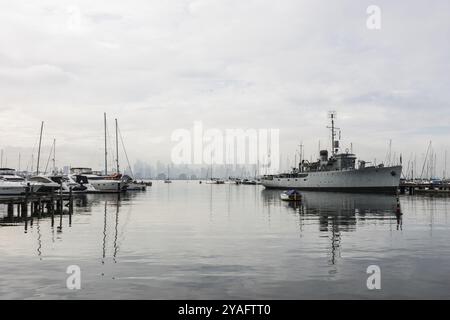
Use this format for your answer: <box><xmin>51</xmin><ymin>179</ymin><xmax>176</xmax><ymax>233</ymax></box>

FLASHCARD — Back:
<box><xmin>261</xmin><ymin>112</ymin><xmax>402</xmax><ymax>193</ymax></box>
<box><xmin>261</xmin><ymin>189</ymin><xmax>401</xmax><ymax>264</ymax></box>
<box><xmin>261</xmin><ymin>189</ymin><xmax>398</xmax><ymax>215</ymax></box>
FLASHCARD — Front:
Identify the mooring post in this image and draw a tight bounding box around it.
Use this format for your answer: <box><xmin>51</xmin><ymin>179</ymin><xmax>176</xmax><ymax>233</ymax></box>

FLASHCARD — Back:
<box><xmin>23</xmin><ymin>183</ymin><xmax>30</xmax><ymax>218</ymax></box>
<box><xmin>30</xmin><ymin>205</ymin><xmax>34</xmax><ymax>226</ymax></box>
<box><xmin>69</xmin><ymin>187</ymin><xmax>73</xmax><ymax>226</ymax></box>
<box><xmin>59</xmin><ymin>183</ymin><xmax>63</xmax><ymax>214</ymax></box>
<box><xmin>51</xmin><ymin>193</ymin><xmax>55</xmax><ymax>214</ymax></box>
<box><xmin>58</xmin><ymin>208</ymin><xmax>63</xmax><ymax>232</ymax></box>
<box><xmin>38</xmin><ymin>197</ymin><xmax>42</xmax><ymax>219</ymax></box>
<box><xmin>58</xmin><ymin>183</ymin><xmax>63</xmax><ymax>232</ymax></box>
<box><xmin>51</xmin><ymin>199</ymin><xmax>55</xmax><ymax>227</ymax></box>
<box><xmin>7</xmin><ymin>202</ymin><xmax>14</xmax><ymax>219</ymax></box>
<box><xmin>21</xmin><ymin>200</ymin><xmax>28</xmax><ymax>219</ymax></box>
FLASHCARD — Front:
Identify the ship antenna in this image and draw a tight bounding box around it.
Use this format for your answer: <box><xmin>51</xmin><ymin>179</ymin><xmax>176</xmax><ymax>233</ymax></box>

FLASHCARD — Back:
<box><xmin>327</xmin><ymin>111</ymin><xmax>339</xmax><ymax>155</ymax></box>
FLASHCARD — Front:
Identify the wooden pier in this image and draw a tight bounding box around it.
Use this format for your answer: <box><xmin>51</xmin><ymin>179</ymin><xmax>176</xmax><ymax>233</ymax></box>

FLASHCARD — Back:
<box><xmin>399</xmin><ymin>182</ymin><xmax>450</xmax><ymax>195</ymax></box>
<box><xmin>0</xmin><ymin>189</ymin><xmax>74</xmax><ymax>228</ymax></box>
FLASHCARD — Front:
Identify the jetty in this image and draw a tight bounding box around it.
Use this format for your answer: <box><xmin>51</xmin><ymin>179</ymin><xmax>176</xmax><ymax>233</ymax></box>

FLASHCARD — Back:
<box><xmin>0</xmin><ymin>189</ymin><xmax>74</xmax><ymax>228</ymax></box>
<box><xmin>399</xmin><ymin>181</ymin><xmax>450</xmax><ymax>195</ymax></box>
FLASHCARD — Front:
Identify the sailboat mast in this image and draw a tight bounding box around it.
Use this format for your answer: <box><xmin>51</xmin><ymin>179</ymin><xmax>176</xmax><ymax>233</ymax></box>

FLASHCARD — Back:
<box><xmin>104</xmin><ymin>113</ymin><xmax>108</xmax><ymax>175</ymax></box>
<box><xmin>52</xmin><ymin>139</ymin><xmax>56</xmax><ymax>173</ymax></box>
<box><xmin>36</xmin><ymin>121</ymin><xmax>44</xmax><ymax>175</ymax></box>
<box><xmin>443</xmin><ymin>150</ymin><xmax>447</xmax><ymax>180</ymax></box>
<box><xmin>115</xmin><ymin>118</ymin><xmax>119</xmax><ymax>174</ymax></box>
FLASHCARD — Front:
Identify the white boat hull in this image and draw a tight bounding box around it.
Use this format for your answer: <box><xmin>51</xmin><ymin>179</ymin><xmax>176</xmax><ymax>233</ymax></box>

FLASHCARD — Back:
<box><xmin>280</xmin><ymin>193</ymin><xmax>302</xmax><ymax>201</ymax></box>
<box><xmin>127</xmin><ymin>183</ymin><xmax>146</xmax><ymax>191</ymax></box>
<box><xmin>261</xmin><ymin>166</ymin><xmax>402</xmax><ymax>193</ymax></box>
<box><xmin>90</xmin><ymin>180</ymin><xmax>127</xmax><ymax>193</ymax></box>
<box><xmin>0</xmin><ymin>184</ymin><xmax>26</xmax><ymax>195</ymax></box>
<box><xmin>0</xmin><ymin>182</ymin><xmax>41</xmax><ymax>195</ymax></box>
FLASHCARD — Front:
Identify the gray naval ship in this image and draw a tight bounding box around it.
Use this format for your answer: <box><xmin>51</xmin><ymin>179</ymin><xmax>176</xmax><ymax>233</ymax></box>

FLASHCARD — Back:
<box><xmin>261</xmin><ymin>112</ymin><xmax>402</xmax><ymax>193</ymax></box>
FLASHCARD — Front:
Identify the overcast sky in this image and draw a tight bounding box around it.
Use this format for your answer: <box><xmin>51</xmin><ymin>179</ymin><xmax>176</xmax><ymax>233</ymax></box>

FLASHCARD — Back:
<box><xmin>0</xmin><ymin>0</ymin><xmax>449</xmax><ymax>174</ymax></box>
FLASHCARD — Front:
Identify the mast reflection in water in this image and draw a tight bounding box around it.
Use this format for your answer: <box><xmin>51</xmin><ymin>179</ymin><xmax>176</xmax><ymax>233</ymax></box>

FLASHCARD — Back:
<box><xmin>261</xmin><ymin>190</ymin><xmax>400</xmax><ymax>265</ymax></box>
<box><xmin>0</xmin><ymin>182</ymin><xmax>449</xmax><ymax>299</ymax></box>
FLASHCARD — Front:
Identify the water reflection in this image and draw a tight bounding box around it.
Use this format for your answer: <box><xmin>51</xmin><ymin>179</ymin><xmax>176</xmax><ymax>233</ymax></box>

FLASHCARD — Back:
<box><xmin>261</xmin><ymin>190</ymin><xmax>400</xmax><ymax>264</ymax></box>
<box><xmin>100</xmin><ymin>195</ymin><xmax>122</xmax><ymax>268</ymax></box>
<box><xmin>1</xmin><ymin>183</ymin><xmax>450</xmax><ymax>299</ymax></box>
<box><xmin>0</xmin><ymin>192</ymin><xmax>134</xmax><ymax>263</ymax></box>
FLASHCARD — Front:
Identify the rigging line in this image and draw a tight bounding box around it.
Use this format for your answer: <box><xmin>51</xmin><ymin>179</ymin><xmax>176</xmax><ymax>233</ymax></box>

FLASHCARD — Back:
<box><xmin>118</xmin><ymin>125</ymin><xmax>134</xmax><ymax>178</ymax></box>
<box><xmin>105</xmin><ymin>121</ymin><xmax>115</xmax><ymax>173</ymax></box>
<box><xmin>26</xmin><ymin>131</ymin><xmax>41</xmax><ymax>172</ymax></box>
<box><xmin>402</xmin><ymin>152</ymin><xmax>413</xmax><ymax>180</ymax></box>
<box><xmin>44</xmin><ymin>139</ymin><xmax>55</xmax><ymax>174</ymax></box>
<box><xmin>107</xmin><ymin>125</ymin><xmax>116</xmax><ymax>173</ymax></box>
<box><xmin>420</xmin><ymin>141</ymin><xmax>432</xmax><ymax>180</ymax></box>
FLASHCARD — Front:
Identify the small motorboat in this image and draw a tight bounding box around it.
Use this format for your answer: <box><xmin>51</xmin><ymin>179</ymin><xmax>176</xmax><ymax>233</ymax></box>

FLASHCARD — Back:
<box><xmin>280</xmin><ymin>190</ymin><xmax>302</xmax><ymax>201</ymax></box>
<box><xmin>241</xmin><ymin>179</ymin><xmax>257</xmax><ymax>185</ymax></box>
<box><xmin>122</xmin><ymin>175</ymin><xmax>147</xmax><ymax>191</ymax></box>
<box><xmin>205</xmin><ymin>178</ymin><xmax>225</xmax><ymax>184</ymax></box>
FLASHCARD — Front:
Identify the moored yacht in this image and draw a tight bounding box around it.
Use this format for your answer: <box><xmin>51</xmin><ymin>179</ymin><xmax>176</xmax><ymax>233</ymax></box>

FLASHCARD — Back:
<box><xmin>0</xmin><ymin>168</ymin><xmax>26</xmax><ymax>182</ymax></box>
<box><xmin>205</xmin><ymin>178</ymin><xmax>225</xmax><ymax>184</ymax></box>
<box><xmin>241</xmin><ymin>179</ymin><xmax>257</xmax><ymax>185</ymax></box>
<box><xmin>0</xmin><ymin>168</ymin><xmax>42</xmax><ymax>193</ymax></box>
<box><xmin>28</xmin><ymin>175</ymin><xmax>61</xmax><ymax>193</ymax></box>
<box><xmin>48</xmin><ymin>174</ymin><xmax>96</xmax><ymax>193</ymax></box>
<box><xmin>70</xmin><ymin>168</ymin><xmax>127</xmax><ymax>193</ymax></box>
<box><xmin>122</xmin><ymin>175</ymin><xmax>146</xmax><ymax>191</ymax></box>
<box><xmin>0</xmin><ymin>180</ymin><xmax>31</xmax><ymax>195</ymax></box>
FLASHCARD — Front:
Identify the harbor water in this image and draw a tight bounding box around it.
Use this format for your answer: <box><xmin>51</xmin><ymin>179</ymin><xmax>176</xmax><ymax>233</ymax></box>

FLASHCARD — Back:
<box><xmin>1</xmin><ymin>181</ymin><xmax>449</xmax><ymax>299</ymax></box>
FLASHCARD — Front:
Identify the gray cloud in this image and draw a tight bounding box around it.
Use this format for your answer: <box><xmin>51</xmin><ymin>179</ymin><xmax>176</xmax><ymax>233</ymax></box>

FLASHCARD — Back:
<box><xmin>0</xmin><ymin>0</ymin><xmax>449</xmax><ymax>173</ymax></box>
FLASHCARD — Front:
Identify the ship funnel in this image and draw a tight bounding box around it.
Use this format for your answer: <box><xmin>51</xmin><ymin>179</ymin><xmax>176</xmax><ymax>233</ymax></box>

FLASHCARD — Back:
<box><xmin>320</xmin><ymin>150</ymin><xmax>328</xmax><ymax>162</ymax></box>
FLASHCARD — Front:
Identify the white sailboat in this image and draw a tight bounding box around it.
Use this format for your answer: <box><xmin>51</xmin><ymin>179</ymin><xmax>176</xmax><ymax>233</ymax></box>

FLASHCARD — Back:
<box><xmin>164</xmin><ymin>165</ymin><xmax>172</xmax><ymax>183</ymax></box>
<box><xmin>70</xmin><ymin>114</ymin><xmax>128</xmax><ymax>193</ymax></box>
<box><xmin>27</xmin><ymin>121</ymin><xmax>60</xmax><ymax>193</ymax></box>
<box><xmin>115</xmin><ymin>119</ymin><xmax>146</xmax><ymax>191</ymax></box>
<box><xmin>205</xmin><ymin>157</ymin><xmax>224</xmax><ymax>184</ymax></box>
<box><xmin>70</xmin><ymin>168</ymin><xmax>126</xmax><ymax>193</ymax></box>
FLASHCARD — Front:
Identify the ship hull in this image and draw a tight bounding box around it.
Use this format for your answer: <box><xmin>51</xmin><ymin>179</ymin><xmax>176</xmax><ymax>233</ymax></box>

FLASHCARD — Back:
<box><xmin>261</xmin><ymin>166</ymin><xmax>402</xmax><ymax>194</ymax></box>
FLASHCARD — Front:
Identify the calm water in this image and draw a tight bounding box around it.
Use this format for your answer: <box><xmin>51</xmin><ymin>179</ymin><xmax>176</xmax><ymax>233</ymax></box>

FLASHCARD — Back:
<box><xmin>1</xmin><ymin>181</ymin><xmax>449</xmax><ymax>299</ymax></box>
